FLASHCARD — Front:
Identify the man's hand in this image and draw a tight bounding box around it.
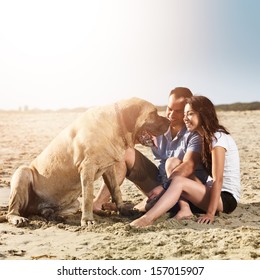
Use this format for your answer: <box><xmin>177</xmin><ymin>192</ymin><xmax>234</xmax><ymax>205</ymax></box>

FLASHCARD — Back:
<box><xmin>147</xmin><ymin>185</ymin><xmax>164</xmax><ymax>202</ymax></box>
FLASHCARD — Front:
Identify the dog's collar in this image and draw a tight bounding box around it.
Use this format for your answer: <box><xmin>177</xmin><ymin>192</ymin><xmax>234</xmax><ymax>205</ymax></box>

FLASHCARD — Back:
<box><xmin>114</xmin><ymin>103</ymin><xmax>128</xmax><ymax>148</ymax></box>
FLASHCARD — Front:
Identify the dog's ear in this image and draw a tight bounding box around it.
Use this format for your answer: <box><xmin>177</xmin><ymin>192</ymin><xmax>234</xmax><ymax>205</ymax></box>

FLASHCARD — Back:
<box><xmin>121</xmin><ymin>104</ymin><xmax>142</xmax><ymax>132</ymax></box>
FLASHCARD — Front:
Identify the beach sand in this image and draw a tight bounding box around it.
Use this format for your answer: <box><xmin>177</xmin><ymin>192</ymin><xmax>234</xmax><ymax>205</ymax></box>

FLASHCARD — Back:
<box><xmin>0</xmin><ymin>110</ymin><xmax>259</xmax><ymax>260</ymax></box>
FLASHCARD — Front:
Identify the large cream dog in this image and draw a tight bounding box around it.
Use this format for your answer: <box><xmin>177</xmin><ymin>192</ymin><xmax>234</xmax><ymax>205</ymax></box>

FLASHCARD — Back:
<box><xmin>6</xmin><ymin>97</ymin><xmax>170</xmax><ymax>227</ymax></box>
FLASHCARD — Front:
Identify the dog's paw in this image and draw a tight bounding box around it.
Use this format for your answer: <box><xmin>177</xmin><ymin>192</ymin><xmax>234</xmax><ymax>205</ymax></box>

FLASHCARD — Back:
<box><xmin>40</xmin><ymin>208</ymin><xmax>55</xmax><ymax>218</ymax></box>
<box><xmin>7</xmin><ymin>215</ymin><xmax>29</xmax><ymax>227</ymax></box>
<box><xmin>80</xmin><ymin>219</ymin><xmax>95</xmax><ymax>227</ymax></box>
<box><xmin>118</xmin><ymin>203</ymin><xmax>138</xmax><ymax>216</ymax></box>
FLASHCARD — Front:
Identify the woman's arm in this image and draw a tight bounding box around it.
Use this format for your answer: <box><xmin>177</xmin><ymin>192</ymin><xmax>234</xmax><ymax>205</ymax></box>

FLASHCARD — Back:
<box><xmin>197</xmin><ymin>146</ymin><xmax>225</xmax><ymax>224</ymax></box>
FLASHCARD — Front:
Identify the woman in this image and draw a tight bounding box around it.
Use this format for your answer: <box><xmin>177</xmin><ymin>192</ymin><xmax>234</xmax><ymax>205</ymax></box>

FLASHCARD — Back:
<box><xmin>130</xmin><ymin>96</ymin><xmax>240</xmax><ymax>227</ymax></box>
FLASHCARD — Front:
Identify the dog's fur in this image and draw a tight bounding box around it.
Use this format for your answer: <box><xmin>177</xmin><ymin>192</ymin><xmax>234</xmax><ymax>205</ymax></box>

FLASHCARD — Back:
<box><xmin>6</xmin><ymin>97</ymin><xmax>170</xmax><ymax>226</ymax></box>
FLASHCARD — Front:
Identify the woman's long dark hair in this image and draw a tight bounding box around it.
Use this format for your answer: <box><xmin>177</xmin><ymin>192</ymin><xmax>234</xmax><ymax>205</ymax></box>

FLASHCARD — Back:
<box><xmin>185</xmin><ymin>96</ymin><xmax>229</xmax><ymax>176</ymax></box>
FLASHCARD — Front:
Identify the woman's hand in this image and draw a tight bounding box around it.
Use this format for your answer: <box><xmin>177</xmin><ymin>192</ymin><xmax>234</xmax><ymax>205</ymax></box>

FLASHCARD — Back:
<box><xmin>197</xmin><ymin>213</ymin><xmax>214</xmax><ymax>224</ymax></box>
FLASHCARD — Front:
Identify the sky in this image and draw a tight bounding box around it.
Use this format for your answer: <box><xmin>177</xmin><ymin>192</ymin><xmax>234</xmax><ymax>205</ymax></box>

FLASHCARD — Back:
<box><xmin>0</xmin><ymin>0</ymin><xmax>259</xmax><ymax>110</ymax></box>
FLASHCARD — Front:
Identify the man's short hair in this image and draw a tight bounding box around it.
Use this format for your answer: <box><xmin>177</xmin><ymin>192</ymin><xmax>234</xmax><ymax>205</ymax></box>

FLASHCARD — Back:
<box><xmin>169</xmin><ymin>87</ymin><xmax>193</xmax><ymax>99</ymax></box>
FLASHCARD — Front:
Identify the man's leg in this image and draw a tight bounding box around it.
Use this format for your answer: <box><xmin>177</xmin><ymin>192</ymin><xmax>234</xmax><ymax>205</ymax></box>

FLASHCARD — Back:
<box><xmin>124</xmin><ymin>148</ymin><xmax>164</xmax><ymax>212</ymax></box>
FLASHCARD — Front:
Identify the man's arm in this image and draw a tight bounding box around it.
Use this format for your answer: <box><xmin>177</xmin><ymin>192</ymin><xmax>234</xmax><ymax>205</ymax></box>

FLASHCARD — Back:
<box><xmin>167</xmin><ymin>150</ymin><xmax>201</xmax><ymax>179</ymax></box>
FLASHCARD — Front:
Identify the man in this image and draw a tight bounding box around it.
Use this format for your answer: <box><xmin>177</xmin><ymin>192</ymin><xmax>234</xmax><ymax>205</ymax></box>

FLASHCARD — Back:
<box><xmin>93</xmin><ymin>87</ymin><xmax>208</xmax><ymax>214</ymax></box>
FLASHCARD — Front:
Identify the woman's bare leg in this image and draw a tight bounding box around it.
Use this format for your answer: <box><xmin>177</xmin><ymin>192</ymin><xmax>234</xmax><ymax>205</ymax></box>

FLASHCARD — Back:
<box><xmin>174</xmin><ymin>199</ymin><xmax>194</xmax><ymax>220</ymax></box>
<box><xmin>130</xmin><ymin>176</ymin><xmax>215</xmax><ymax>227</ymax></box>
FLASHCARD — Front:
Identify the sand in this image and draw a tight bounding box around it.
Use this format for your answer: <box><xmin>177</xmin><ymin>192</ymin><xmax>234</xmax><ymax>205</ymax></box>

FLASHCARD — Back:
<box><xmin>0</xmin><ymin>110</ymin><xmax>259</xmax><ymax>260</ymax></box>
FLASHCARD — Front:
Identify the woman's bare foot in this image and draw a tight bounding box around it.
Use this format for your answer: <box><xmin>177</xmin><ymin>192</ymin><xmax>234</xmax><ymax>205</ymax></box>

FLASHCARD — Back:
<box><xmin>130</xmin><ymin>214</ymin><xmax>154</xmax><ymax>228</ymax></box>
<box><xmin>173</xmin><ymin>209</ymin><xmax>194</xmax><ymax>220</ymax></box>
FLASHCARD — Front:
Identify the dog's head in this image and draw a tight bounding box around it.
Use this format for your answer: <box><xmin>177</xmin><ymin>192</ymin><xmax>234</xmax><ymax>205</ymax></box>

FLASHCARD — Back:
<box><xmin>119</xmin><ymin>97</ymin><xmax>170</xmax><ymax>147</ymax></box>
